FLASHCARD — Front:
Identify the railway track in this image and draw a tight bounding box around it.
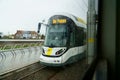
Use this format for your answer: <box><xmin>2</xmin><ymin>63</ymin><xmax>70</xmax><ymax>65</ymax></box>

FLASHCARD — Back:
<box><xmin>0</xmin><ymin>62</ymin><xmax>46</xmax><ymax>80</ymax></box>
<box><xmin>18</xmin><ymin>66</ymin><xmax>62</xmax><ymax>80</ymax></box>
<box><xmin>17</xmin><ymin>66</ymin><xmax>47</xmax><ymax>80</ymax></box>
<box><xmin>0</xmin><ymin>62</ymin><xmax>61</xmax><ymax>80</ymax></box>
<box><xmin>1</xmin><ymin>59</ymin><xmax>87</xmax><ymax>80</ymax></box>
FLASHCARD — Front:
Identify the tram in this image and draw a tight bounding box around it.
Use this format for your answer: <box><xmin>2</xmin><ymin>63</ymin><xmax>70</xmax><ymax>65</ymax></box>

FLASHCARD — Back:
<box><xmin>38</xmin><ymin>13</ymin><xmax>87</xmax><ymax>66</ymax></box>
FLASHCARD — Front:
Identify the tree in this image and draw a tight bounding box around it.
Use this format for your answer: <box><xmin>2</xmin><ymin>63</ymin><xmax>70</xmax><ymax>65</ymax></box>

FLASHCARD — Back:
<box><xmin>41</xmin><ymin>34</ymin><xmax>45</xmax><ymax>39</ymax></box>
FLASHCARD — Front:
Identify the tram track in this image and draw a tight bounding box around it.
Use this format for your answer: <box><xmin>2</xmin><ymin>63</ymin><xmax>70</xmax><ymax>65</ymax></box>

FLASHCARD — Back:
<box><xmin>1</xmin><ymin>59</ymin><xmax>87</xmax><ymax>80</ymax></box>
<box><xmin>18</xmin><ymin>66</ymin><xmax>62</xmax><ymax>80</ymax></box>
<box><xmin>0</xmin><ymin>62</ymin><xmax>46</xmax><ymax>80</ymax></box>
<box><xmin>0</xmin><ymin>62</ymin><xmax>61</xmax><ymax>80</ymax></box>
<box><xmin>17</xmin><ymin>66</ymin><xmax>47</xmax><ymax>80</ymax></box>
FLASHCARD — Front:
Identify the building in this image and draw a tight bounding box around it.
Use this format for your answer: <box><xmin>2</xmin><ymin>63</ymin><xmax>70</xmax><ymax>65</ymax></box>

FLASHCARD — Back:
<box><xmin>14</xmin><ymin>30</ymin><xmax>38</xmax><ymax>39</ymax></box>
<box><xmin>0</xmin><ymin>32</ymin><xmax>3</xmax><ymax>38</ymax></box>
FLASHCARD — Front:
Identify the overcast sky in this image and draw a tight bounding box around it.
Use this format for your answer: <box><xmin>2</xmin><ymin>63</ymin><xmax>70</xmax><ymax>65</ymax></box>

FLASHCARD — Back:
<box><xmin>0</xmin><ymin>0</ymin><xmax>88</xmax><ymax>35</ymax></box>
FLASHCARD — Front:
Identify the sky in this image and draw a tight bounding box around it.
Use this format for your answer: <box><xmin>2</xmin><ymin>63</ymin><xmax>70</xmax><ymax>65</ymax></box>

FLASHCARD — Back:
<box><xmin>0</xmin><ymin>0</ymin><xmax>88</xmax><ymax>35</ymax></box>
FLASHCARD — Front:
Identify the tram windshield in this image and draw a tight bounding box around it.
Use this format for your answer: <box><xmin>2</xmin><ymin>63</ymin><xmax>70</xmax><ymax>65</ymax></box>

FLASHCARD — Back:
<box><xmin>44</xmin><ymin>24</ymin><xmax>68</xmax><ymax>47</ymax></box>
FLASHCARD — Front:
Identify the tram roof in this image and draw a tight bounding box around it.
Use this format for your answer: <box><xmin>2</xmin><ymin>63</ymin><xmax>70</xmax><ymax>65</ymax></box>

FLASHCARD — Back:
<box><xmin>48</xmin><ymin>12</ymin><xmax>86</xmax><ymax>28</ymax></box>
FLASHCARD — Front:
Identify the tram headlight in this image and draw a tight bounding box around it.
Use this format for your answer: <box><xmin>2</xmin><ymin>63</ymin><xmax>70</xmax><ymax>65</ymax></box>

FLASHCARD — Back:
<box><xmin>55</xmin><ymin>49</ymin><xmax>65</xmax><ymax>56</ymax></box>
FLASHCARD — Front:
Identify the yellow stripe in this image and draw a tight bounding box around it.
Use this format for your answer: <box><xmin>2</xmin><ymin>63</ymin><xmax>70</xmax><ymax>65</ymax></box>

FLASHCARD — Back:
<box><xmin>46</xmin><ymin>48</ymin><xmax>52</xmax><ymax>56</ymax></box>
<box><xmin>88</xmin><ymin>38</ymin><xmax>94</xmax><ymax>43</ymax></box>
<box><xmin>77</xmin><ymin>18</ymin><xmax>86</xmax><ymax>25</ymax></box>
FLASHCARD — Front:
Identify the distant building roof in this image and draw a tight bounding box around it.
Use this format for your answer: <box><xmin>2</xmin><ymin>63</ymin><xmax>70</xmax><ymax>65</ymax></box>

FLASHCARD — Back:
<box><xmin>14</xmin><ymin>30</ymin><xmax>38</xmax><ymax>39</ymax></box>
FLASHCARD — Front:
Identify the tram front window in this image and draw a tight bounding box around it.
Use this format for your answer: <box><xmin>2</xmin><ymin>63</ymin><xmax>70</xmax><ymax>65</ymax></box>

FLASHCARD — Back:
<box><xmin>44</xmin><ymin>24</ymin><xmax>68</xmax><ymax>47</ymax></box>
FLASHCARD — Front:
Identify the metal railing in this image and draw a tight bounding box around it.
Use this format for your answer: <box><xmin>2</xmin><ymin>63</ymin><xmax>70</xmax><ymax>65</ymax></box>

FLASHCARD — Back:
<box><xmin>0</xmin><ymin>39</ymin><xmax>44</xmax><ymax>75</ymax></box>
<box><xmin>0</xmin><ymin>39</ymin><xmax>44</xmax><ymax>50</ymax></box>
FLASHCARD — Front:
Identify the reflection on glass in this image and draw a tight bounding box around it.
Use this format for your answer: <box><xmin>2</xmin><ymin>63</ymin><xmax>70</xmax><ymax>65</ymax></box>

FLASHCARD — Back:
<box><xmin>44</xmin><ymin>24</ymin><xmax>68</xmax><ymax>47</ymax></box>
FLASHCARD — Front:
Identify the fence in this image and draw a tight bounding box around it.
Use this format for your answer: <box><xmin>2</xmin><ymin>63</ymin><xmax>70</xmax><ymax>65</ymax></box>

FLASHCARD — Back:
<box><xmin>0</xmin><ymin>39</ymin><xmax>44</xmax><ymax>75</ymax></box>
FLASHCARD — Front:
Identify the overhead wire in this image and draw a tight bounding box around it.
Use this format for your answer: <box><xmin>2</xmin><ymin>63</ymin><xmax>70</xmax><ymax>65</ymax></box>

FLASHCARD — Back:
<box><xmin>73</xmin><ymin>0</ymin><xmax>88</xmax><ymax>17</ymax></box>
<box><xmin>83</xmin><ymin>0</ymin><xmax>88</xmax><ymax>8</ymax></box>
<box><xmin>75</xmin><ymin>0</ymin><xmax>88</xmax><ymax>12</ymax></box>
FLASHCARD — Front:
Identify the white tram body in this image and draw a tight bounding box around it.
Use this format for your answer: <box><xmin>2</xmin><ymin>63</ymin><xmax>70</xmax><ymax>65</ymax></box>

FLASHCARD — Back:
<box><xmin>39</xmin><ymin>13</ymin><xmax>87</xmax><ymax>66</ymax></box>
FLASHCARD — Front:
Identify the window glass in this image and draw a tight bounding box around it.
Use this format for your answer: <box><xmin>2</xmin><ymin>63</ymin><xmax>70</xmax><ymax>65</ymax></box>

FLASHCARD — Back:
<box><xmin>44</xmin><ymin>24</ymin><xmax>68</xmax><ymax>47</ymax></box>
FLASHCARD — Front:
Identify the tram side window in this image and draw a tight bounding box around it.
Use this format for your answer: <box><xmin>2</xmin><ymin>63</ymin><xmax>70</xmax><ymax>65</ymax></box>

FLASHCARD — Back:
<box><xmin>75</xmin><ymin>27</ymin><xmax>84</xmax><ymax>46</ymax></box>
<box><xmin>70</xmin><ymin>26</ymin><xmax>75</xmax><ymax>47</ymax></box>
<box><xmin>83</xmin><ymin>30</ymin><xmax>87</xmax><ymax>44</ymax></box>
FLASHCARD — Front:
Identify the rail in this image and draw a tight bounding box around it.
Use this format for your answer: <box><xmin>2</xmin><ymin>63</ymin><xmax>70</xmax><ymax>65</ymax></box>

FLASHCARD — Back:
<box><xmin>17</xmin><ymin>66</ymin><xmax>47</xmax><ymax>80</ymax></box>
